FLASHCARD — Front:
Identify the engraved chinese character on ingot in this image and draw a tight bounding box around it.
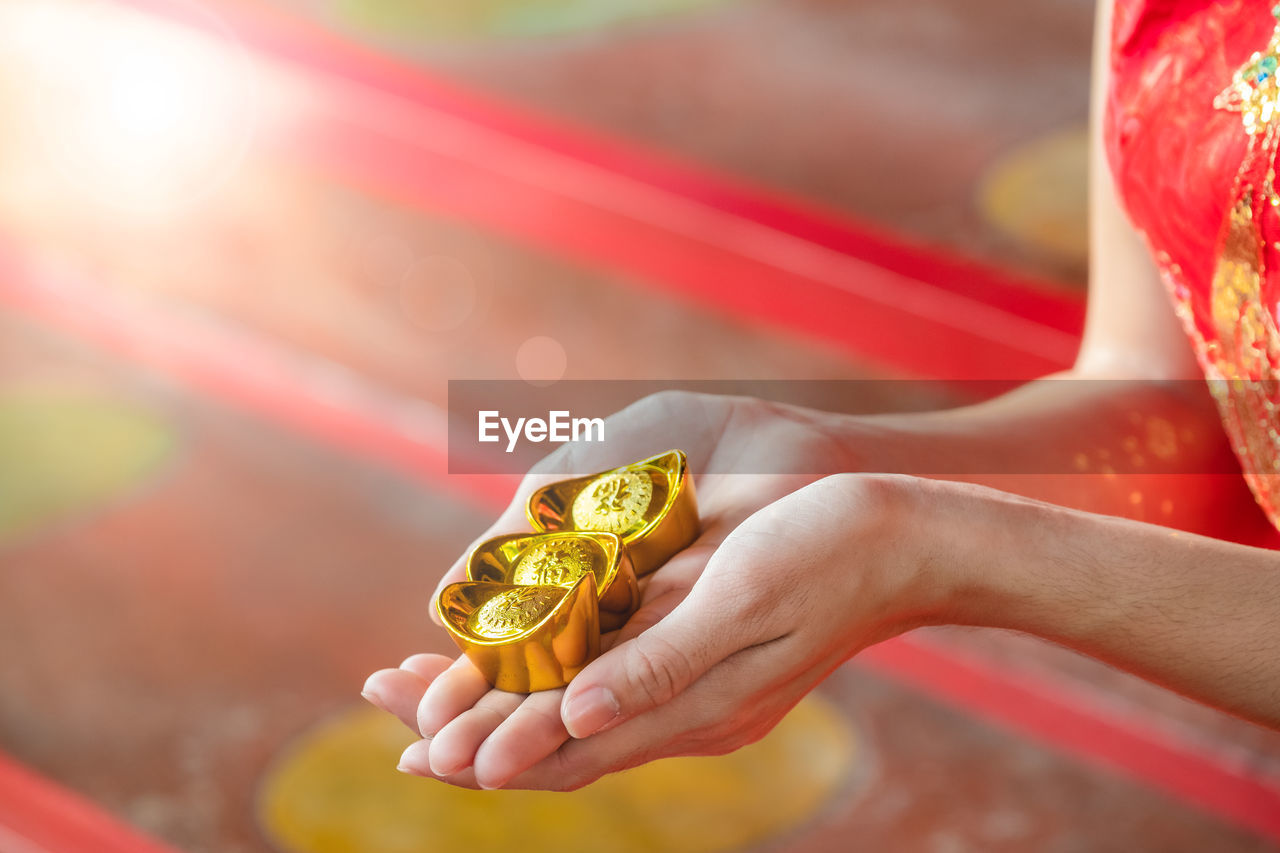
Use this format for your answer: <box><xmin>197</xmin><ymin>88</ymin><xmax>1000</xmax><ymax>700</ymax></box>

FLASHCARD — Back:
<box><xmin>571</xmin><ymin>470</ymin><xmax>653</xmax><ymax>535</ymax></box>
<box><xmin>511</xmin><ymin>539</ymin><xmax>594</xmax><ymax>587</ymax></box>
<box><xmin>468</xmin><ymin>587</ymin><xmax>561</xmax><ymax>639</ymax></box>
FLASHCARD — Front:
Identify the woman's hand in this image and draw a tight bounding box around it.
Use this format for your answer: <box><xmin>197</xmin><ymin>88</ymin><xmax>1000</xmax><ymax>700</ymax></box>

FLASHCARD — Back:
<box><xmin>365</xmin><ymin>471</ymin><xmax>949</xmax><ymax>791</ymax></box>
<box><xmin>361</xmin><ymin>390</ymin><xmax>887</xmax><ymax>789</ymax></box>
<box><xmin>362</xmin><ymin>382</ymin><xmax>1280</xmax><ymax>788</ymax></box>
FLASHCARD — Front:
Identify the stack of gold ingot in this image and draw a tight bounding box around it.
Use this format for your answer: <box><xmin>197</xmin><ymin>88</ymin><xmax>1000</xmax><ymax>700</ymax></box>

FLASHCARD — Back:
<box><xmin>436</xmin><ymin>450</ymin><xmax>699</xmax><ymax>691</ymax></box>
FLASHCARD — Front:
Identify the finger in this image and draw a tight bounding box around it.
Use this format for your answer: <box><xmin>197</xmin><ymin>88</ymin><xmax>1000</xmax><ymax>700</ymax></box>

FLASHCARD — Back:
<box><xmin>399</xmin><ymin>653</ymin><xmax>454</xmax><ymax>682</ymax></box>
<box><xmin>459</xmin><ymin>541</ymin><xmax>717</xmax><ymax>789</ymax></box>
<box><xmin>471</xmin><ymin>689</ymin><xmax>569</xmax><ymax>789</ymax></box>
<box><xmin>397</xmin><ymin>741</ymin><xmax>482</xmax><ymax>789</ymax></box>
<box><xmin>425</xmin><ymin>690</ymin><xmax>525</xmax><ymax>777</ymax></box>
<box><xmin>495</xmin><ymin>686</ymin><xmax>711</xmax><ymax>791</ymax></box>
<box><xmin>362</xmin><ymin>667</ymin><xmax>430</xmax><ymax>732</ymax></box>
<box><xmin>361</xmin><ymin>654</ymin><xmax>453</xmax><ymax>731</ymax></box>
<box><xmin>417</xmin><ymin>655</ymin><xmax>492</xmax><ymax>736</ymax></box>
<box><xmin>559</xmin><ymin>563</ymin><xmax>779</xmax><ymax>739</ymax></box>
<box><xmin>504</xmin><ymin>641</ymin><xmax>810</xmax><ymax>792</ymax></box>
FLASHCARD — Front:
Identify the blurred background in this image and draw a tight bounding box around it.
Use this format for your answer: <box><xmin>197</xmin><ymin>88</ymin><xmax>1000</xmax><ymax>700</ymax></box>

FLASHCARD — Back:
<box><xmin>0</xmin><ymin>1</ymin><xmax>1278</xmax><ymax>851</ymax></box>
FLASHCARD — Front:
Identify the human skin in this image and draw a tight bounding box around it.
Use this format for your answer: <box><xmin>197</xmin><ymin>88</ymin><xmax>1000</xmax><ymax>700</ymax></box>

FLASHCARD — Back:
<box><xmin>363</xmin><ymin>1</ymin><xmax>1280</xmax><ymax>790</ymax></box>
<box><xmin>369</xmin><ymin>473</ymin><xmax>1280</xmax><ymax>791</ymax></box>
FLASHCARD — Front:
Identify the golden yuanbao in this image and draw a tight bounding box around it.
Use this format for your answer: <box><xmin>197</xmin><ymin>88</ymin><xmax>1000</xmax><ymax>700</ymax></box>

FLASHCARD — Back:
<box><xmin>436</xmin><ymin>575</ymin><xmax>600</xmax><ymax>693</ymax></box>
<box><xmin>527</xmin><ymin>450</ymin><xmax>700</xmax><ymax>577</ymax></box>
<box><xmin>467</xmin><ymin>531</ymin><xmax>640</xmax><ymax>632</ymax></box>
<box><xmin>436</xmin><ymin>450</ymin><xmax>698</xmax><ymax>692</ymax></box>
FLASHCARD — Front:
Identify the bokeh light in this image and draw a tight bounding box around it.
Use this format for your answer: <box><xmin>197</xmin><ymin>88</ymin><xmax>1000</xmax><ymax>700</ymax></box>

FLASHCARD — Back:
<box><xmin>0</xmin><ymin>0</ymin><xmax>260</xmax><ymax>216</ymax></box>
<box><xmin>517</xmin><ymin>335</ymin><xmax>568</xmax><ymax>385</ymax></box>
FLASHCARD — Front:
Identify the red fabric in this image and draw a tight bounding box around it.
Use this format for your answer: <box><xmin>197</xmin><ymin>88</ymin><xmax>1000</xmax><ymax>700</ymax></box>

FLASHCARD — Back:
<box><xmin>1106</xmin><ymin>0</ymin><xmax>1276</xmax><ymax>348</ymax></box>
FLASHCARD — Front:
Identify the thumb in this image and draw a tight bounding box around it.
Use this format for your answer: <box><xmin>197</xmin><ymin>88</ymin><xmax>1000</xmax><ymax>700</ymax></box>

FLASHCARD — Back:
<box><xmin>559</xmin><ymin>590</ymin><xmax>756</xmax><ymax>739</ymax></box>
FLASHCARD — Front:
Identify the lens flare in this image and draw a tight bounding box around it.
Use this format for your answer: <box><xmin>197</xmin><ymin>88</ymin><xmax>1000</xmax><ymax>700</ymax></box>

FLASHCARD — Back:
<box><xmin>0</xmin><ymin>0</ymin><xmax>260</xmax><ymax>216</ymax></box>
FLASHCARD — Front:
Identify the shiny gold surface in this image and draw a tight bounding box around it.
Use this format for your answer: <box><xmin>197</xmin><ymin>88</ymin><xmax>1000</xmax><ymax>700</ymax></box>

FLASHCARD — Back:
<box><xmin>510</xmin><ymin>537</ymin><xmax>595</xmax><ymax>587</ymax></box>
<box><xmin>469</xmin><ymin>531</ymin><xmax>639</xmax><ymax>632</ymax></box>
<box><xmin>570</xmin><ymin>470</ymin><xmax>653</xmax><ymax>535</ymax></box>
<box><xmin>436</xmin><ymin>577</ymin><xmax>599</xmax><ymax>692</ymax></box>
<box><xmin>527</xmin><ymin>450</ymin><xmax>699</xmax><ymax>576</ymax></box>
<box><xmin>436</xmin><ymin>452</ymin><xmax>695</xmax><ymax>691</ymax></box>
<box><xmin>468</xmin><ymin>586</ymin><xmax>564</xmax><ymax>639</ymax></box>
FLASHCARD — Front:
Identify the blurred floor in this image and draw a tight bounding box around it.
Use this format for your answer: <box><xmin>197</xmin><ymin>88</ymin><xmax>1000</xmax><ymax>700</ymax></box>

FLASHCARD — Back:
<box><xmin>0</xmin><ymin>1</ymin><xmax>1277</xmax><ymax>852</ymax></box>
<box><xmin>257</xmin><ymin>0</ymin><xmax>1094</xmax><ymax>286</ymax></box>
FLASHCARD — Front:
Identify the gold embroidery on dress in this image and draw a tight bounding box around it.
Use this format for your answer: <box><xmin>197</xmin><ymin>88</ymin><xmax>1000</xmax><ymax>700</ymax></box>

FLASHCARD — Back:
<box><xmin>1191</xmin><ymin>7</ymin><xmax>1280</xmax><ymax>523</ymax></box>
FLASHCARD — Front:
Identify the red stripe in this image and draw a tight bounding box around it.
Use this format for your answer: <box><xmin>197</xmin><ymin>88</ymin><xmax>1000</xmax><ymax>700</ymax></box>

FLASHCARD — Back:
<box><xmin>104</xmin><ymin>0</ymin><xmax>1084</xmax><ymax>381</ymax></box>
<box><xmin>858</xmin><ymin>636</ymin><xmax>1280</xmax><ymax>842</ymax></box>
<box><xmin>291</xmin><ymin>116</ymin><xmax>1072</xmax><ymax>383</ymax></box>
<box><xmin>0</xmin><ymin>752</ymin><xmax>180</xmax><ymax>853</ymax></box>
<box><xmin>0</xmin><ymin>246</ymin><xmax>520</xmax><ymax>510</ymax></box>
<box><xmin>3</xmin><ymin>246</ymin><xmax>1278</xmax><ymax>843</ymax></box>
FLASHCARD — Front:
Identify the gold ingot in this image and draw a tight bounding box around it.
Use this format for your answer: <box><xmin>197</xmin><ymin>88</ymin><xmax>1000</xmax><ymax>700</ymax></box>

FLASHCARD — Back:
<box><xmin>436</xmin><ymin>576</ymin><xmax>600</xmax><ymax>692</ymax></box>
<box><xmin>468</xmin><ymin>531</ymin><xmax>639</xmax><ymax>632</ymax></box>
<box><xmin>527</xmin><ymin>450</ymin><xmax>699</xmax><ymax>576</ymax></box>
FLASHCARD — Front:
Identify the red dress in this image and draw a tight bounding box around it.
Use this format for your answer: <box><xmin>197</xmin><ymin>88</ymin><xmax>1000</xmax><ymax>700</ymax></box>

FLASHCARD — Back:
<box><xmin>1108</xmin><ymin>0</ymin><xmax>1280</xmax><ymax>528</ymax></box>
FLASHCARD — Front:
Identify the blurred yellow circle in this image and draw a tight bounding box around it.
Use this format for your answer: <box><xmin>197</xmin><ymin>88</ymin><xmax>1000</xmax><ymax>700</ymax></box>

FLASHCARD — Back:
<box><xmin>977</xmin><ymin>127</ymin><xmax>1089</xmax><ymax>265</ymax></box>
<box><xmin>0</xmin><ymin>387</ymin><xmax>175</xmax><ymax>544</ymax></box>
<box><xmin>259</xmin><ymin>696</ymin><xmax>860</xmax><ymax>853</ymax></box>
<box><xmin>331</xmin><ymin>0</ymin><xmax>735</xmax><ymax>41</ymax></box>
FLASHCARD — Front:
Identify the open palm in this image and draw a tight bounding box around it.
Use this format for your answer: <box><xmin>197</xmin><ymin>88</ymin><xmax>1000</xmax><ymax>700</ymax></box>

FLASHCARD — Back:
<box><xmin>363</xmin><ymin>390</ymin><xmax>862</xmax><ymax>789</ymax></box>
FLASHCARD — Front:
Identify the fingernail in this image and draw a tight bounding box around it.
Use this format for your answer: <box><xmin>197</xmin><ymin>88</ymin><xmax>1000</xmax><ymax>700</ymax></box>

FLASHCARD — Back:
<box><xmin>428</xmin><ymin>753</ymin><xmax>466</xmax><ymax>777</ymax></box>
<box><xmin>361</xmin><ymin>689</ymin><xmax>387</xmax><ymax>712</ymax></box>
<box><xmin>400</xmin><ymin>741</ymin><xmax>433</xmax><ymax>777</ymax></box>
<box><xmin>417</xmin><ymin>712</ymin><xmax>442</xmax><ymax>739</ymax></box>
<box><xmin>564</xmin><ymin>687</ymin><xmax>619</xmax><ymax>738</ymax></box>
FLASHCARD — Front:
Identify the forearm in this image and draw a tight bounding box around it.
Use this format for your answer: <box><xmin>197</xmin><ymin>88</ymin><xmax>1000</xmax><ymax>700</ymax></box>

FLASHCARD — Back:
<box><xmin>922</xmin><ymin>482</ymin><xmax>1280</xmax><ymax>728</ymax></box>
<box><xmin>836</xmin><ymin>375</ymin><xmax>1270</xmax><ymax>541</ymax></box>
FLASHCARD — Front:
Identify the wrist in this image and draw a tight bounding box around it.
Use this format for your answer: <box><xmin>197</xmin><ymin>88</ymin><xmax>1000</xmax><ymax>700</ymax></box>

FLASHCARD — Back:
<box><xmin>864</xmin><ymin>478</ymin><xmax>1056</xmax><ymax>633</ymax></box>
<box><xmin>818</xmin><ymin>473</ymin><xmax>966</xmax><ymax>641</ymax></box>
<box><xmin>879</xmin><ymin>477</ymin><xmax>977</xmax><ymax>632</ymax></box>
<box><xmin>919</xmin><ymin>481</ymin><xmax>1094</xmax><ymax>634</ymax></box>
